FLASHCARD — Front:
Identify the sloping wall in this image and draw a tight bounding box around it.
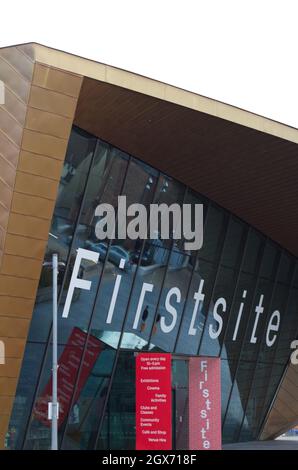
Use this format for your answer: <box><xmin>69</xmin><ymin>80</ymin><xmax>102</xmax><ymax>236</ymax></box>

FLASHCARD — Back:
<box><xmin>260</xmin><ymin>362</ymin><xmax>298</xmax><ymax>440</ymax></box>
<box><xmin>0</xmin><ymin>45</ymin><xmax>82</xmax><ymax>447</ymax></box>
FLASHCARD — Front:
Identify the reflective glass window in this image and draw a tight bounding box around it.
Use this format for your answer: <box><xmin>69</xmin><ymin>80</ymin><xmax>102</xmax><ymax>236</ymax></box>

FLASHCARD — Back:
<box><xmin>199</xmin><ymin>266</ymin><xmax>238</xmax><ymax>357</ymax></box>
<box><xmin>175</xmin><ymin>259</ymin><xmax>217</xmax><ymax>355</ymax></box>
<box><xmin>220</xmin><ymin>218</ymin><xmax>247</xmax><ymax>269</ymax></box>
<box><xmin>222</xmin><ymin>361</ymin><xmax>255</xmax><ymax>443</ymax></box>
<box><xmin>198</xmin><ymin>204</ymin><xmax>228</xmax><ymax>264</ymax></box>
<box><xmin>96</xmin><ymin>352</ymin><xmax>136</xmax><ymax>450</ymax></box>
<box><xmin>9</xmin><ymin>125</ymin><xmax>298</xmax><ymax>449</ymax></box>
<box><xmin>6</xmin><ymin>343</ymin><xmax>46</xmax><ymax>449</ymax></box>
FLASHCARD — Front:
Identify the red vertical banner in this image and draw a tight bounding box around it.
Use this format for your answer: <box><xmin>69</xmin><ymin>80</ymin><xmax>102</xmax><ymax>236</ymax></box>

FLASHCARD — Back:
<box><xmin>34</xmin><ymin>327</ymin><xmax>102</xmax><ymax>427</ymax></box>
<box><xmin>189</xmin><ymin>357</ymin><xmax>221</xmax><ymax>450</ymax></box>
<box><xmin>136</xmin><ymin>353</ymin><xmax>172</xmax><ymax>450</ymax></box>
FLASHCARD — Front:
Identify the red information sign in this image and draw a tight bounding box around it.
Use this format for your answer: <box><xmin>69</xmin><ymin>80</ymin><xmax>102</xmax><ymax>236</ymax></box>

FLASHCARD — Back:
<box><xmin>136</xmin><ymin>353</ymin><xmax>172</xmax><ymax>450</ymax></box>
<box><xmin>34</xmin><ymin>327</ymin><xmax>102</xmax><ymax>427</ymax></box>
<box><xmin>189</xmin><ymin>357</ymin><xmax>221</xmax><ymax>450</ymax></box>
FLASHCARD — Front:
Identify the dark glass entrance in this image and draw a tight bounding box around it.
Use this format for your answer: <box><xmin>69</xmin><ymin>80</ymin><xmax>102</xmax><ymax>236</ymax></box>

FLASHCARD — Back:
<box><xmin>172</xmin><ymin>357</ymin><xmax>189</xmax><ymax>450</ymax></box>
<box><xmin>7</xmin><ymin>125</ymin><xmax>298</xmax><ymax>450</ymax></box>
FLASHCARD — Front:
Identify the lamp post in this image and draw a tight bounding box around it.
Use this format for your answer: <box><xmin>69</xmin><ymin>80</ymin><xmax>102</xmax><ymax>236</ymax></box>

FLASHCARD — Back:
<box><xmin>43</xmin><ymin>252</ymin><xmax>65</xmax><ymax>450</ymax></box>
<box><xmin>51</xmin><ymin>253</ymin><xmax>58</xmax><ymax>450</ymax></box>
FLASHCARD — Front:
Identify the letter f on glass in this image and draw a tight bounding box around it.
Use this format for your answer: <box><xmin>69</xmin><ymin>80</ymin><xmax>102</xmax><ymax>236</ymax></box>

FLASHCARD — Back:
<box><xmin>62</xmin><ymin>248</ymin><xmax>99</xmax><ymax>318</ymax></box>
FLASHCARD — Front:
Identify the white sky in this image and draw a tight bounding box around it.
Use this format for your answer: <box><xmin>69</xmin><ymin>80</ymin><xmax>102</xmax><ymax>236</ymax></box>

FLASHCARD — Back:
<box><xmin>1</xmin><ymin>0</ymin><xmax>298</xmax><ymax>128</ymax></box>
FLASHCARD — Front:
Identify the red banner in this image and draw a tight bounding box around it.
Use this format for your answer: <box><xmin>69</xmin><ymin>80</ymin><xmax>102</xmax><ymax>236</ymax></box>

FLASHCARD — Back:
<box><xmin>189</xmin><ymin>357</ymin><xmax>221</xmax><ymax>450</ymax></box>
<box><xmin>34</xmin><ymin>327</ymin><xmax>102</xmax><ymax>427</ymax></box>
<box><xmin>136</xmin><ymin>353</ymin><xmax>172</xmax><ymax>450</ymax></box>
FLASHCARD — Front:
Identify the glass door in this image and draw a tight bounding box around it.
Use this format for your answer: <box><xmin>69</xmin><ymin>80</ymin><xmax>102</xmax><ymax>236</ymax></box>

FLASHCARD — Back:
<box><xmin>172</xmin><ymin>358</ymin><xmax>189</xmax><ymax>449</ymax></box>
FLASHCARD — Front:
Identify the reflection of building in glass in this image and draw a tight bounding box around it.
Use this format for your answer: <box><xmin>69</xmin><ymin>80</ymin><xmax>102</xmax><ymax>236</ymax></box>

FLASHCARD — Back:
<box><xmin>1</xmin><ymin>43</ymin><xmax>298</xmax><ymax>450</ymax></box>
<box><xmin>7</xmin><ymin>126</ymin><xmax>298</xmax><ymax>450</ymax></box>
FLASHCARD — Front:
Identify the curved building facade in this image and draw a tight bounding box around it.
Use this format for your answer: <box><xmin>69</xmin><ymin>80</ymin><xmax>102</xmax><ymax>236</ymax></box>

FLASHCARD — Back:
<box><xmin>0</xmin><ymin>43</ymin><xmax>298</xmax><ymax>450</ymax></box>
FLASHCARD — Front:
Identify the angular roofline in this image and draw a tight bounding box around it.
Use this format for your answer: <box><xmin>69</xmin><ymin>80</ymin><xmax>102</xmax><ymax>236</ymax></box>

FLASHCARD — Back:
<box><xmin>1</xmin><ymin>41</ymin><xmax>298</xmax><ymax>144</ymax></box>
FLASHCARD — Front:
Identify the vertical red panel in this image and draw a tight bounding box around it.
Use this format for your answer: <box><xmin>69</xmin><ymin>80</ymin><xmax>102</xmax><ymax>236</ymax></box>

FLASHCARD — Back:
<box><xmin>189</xmin><ymin>357</ymin><xmax>221</xmax><ymax>450</ymax></box>
<box><xmin>136</xmin><ymin>353</ymin><xmax>172</xmax><ymax>450</ymax></box>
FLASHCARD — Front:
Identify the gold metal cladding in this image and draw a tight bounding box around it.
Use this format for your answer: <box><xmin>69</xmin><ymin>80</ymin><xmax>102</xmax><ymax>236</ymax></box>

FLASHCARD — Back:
<box><xmin>0</xmin><ymin>44</ymin><xmax>82</xmax><ymax>448</ymax></box>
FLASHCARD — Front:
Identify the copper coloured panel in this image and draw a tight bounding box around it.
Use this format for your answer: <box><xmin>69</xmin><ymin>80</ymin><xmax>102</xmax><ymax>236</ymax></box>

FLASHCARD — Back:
<box><xmin>261</xmin><ymin>363</ymin><xmax>298</xmax><ymax>439</ymax></box>
<box><xmin>0</xmin><ymin>49</ymin><xmax>83</xmax><ymax>447</ymax></box>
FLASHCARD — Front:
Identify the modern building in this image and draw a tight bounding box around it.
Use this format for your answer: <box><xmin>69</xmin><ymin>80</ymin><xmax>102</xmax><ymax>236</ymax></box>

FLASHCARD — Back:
<box><xmin>0</xmin><ymin>42</ymin><xmax>298</xmax><ymax>450</ymax></box>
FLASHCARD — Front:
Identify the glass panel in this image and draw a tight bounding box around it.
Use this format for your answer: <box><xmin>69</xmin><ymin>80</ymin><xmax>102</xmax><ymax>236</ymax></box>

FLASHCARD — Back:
<box><xmin>120</xmin><ymin>248</ymin><xmax>171</xmax><ymax>350</ymax></box>
<box><xmin>222</xmin><ymin>361</ymin><xmax>255</xmax><ymax>443</ymax></box>
<box><xmin>61</xmin><ymin>343</ymin><xmax>116</xmax><ymax>449</ymax></box>
<box><xmin>258</xmin><ymin>283</ymin><xmax>289</xmax><ymax>365</ymax></box>
<box><xmin>172</xmin><ymin>190</ymin><xmax>207</xmax><ymax>255</ymax></box>
<box><xmin>96</xmin><ymin>351</ymin><xmax>136</xmax><ymax>450</ymax></box>
<box><xmin>238</xmin><ymin>362</ymin><xmax>272</xmax><ymax>441</ymax></box>
<box><xmin>256</xmin><ymin>363</ymin><xmax>284</xmax><ymax>435</ymax></box>
<box><xmin>278</xmin><ymin>252</ymin><xmax>295</xmax><ymax>286</ymax></box>
<box><xmin>221</xmin><ymin>273</ymin><xmax>256</xmax><ymax>368</ymax></box>
<box><xmin>23</xmin><ymin>343</ymin><xmax>65</xmax><ymax>449</ymax></box>
<box><xmin>198</xmin><ymin>204</ymin><xmax>228</xmax><ymax>263</ymax></box>
<box><xmin>220</xmin><ymin>218</ymin><xmax>247</xmax><ymax>269</ymax></box>
<box><xmin>199</xmin><ymin>266</ymin><xmax>238</xmax><ymax>357</ymax></box>
<box><xmin>6</xmin><ymin>343</ymin><xmax>46</xmax><ymax>449</ymax></box>
<box><xmin>259</xmin><ymin>241</ymin><xmax>279</xmax><ymax>280</ymax></box>
<box><xmin>221</xmin><ymin>359</ymin><xmax>236</xmax><ymax>422</ymax></box>
<box><xmin>55</xmin><ymin>146</ymin><xmax>129</xmax><ymax>373</ymax></box>
<box><xmin>172</xmin><ymin>359</ymin><xmax>189</xmax><ymax>450</ymax></box>
<box><xmin>175</xmin><ymin>259</ymin><xmax>217</xmax><ymax>355</ymax></box>
<box><xmin>242</xmin><ymin>231</ymin><xmax>265</xmax><ymax>275</ymax></box>
<box><xmin>240</xmin><ymin>278</ymin><xmax>275</xmax><ymax>363</ymax></box>
<box><xmin>88</xmin><ymin>160</ymin><xmax>159</xmax><ymax>351</ymax></box>
<box><xmin>120</xmin><ymin>175</ymin><xmax>185</xmax><ymax>351</ymax></box>
<box><xmin>272</xmin><ymin>287</ymin><xmax>298</xmax><ymax>365</ymax></box>
<box><xmin>148</xmin><ymin>255</ymin><xmax>192</xmax><ymax>353</ymax></box>
<box><xmin>151</xmin><ymin>175</ymin><xmax>185</xmax><ymax>251</ymax></box>
<box><xmin>53</xmin><ymin>127</ymin><xmax>97</xmax><ymax>242</ymax></box>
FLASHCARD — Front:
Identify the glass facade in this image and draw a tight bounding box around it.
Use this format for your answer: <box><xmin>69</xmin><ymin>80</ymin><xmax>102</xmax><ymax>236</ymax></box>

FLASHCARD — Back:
<box><xmin>6</xmin><ymin>126</ymin><xmax>298</xmax><ymax>449</ymax></box>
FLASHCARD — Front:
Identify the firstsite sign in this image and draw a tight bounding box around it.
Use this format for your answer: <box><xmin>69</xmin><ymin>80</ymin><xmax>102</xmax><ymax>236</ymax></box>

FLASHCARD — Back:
<box><xmin>63</xmin><ymin>247</ymin><xmax>285</xmax><ymax>349</ymax></box>
<box><xmin>61</xmin><ymin>197</ymin><xmax>289</xmax><ymax>348</ymax></box>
